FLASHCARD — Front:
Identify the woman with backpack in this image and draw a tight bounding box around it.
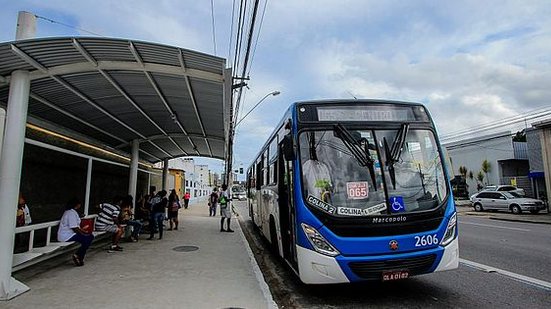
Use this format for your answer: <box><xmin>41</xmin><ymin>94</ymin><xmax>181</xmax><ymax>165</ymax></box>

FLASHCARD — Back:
<box><xmin>167</xmin><ymin>189</ymin><xmax>180</xmax><ymax>230</ymax></box>
<box><xmin>219</xmin><ymin>184</ymin><xmax>233</xmax><ymax>232</ymax></box>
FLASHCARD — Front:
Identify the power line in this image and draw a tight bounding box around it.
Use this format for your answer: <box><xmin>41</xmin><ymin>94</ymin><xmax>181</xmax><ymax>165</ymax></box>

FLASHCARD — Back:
<box><xmin>441</xmin><ymin>107</ymin><xmax>551</xmax><ymax>141</ymax></box>
<box><xmin>34</xmin><ymin>14</ymin><xmax>104</xmax><ymax>37</ymax></box>
<box><xmin>247</xmin><ymin>0</ymin><xmax>269</xmax><ymax>76</ymax></box>
<box><xmin>210</xmin><ymin>0</ymin><xmax>217</xmax><ymax>56</ymax></box>
<box><xmin>227</xmin><ymin>0</ymin><xmax>237</xmax><ymax>61</ymax></box>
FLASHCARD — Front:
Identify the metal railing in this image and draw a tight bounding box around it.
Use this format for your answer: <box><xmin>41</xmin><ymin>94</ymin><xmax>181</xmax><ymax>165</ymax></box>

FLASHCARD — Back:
<box><xmin>14</xmin><ymin>214</ymin><xmax>98</xmax><ymax>253</ymax></box>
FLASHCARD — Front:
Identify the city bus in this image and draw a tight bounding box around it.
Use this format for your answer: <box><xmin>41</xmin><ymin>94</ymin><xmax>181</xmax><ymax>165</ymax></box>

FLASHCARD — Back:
<box><xmin>246</xmin><ymin>100</ymin><xmax>458</xmax><ymax>284</ymax></box>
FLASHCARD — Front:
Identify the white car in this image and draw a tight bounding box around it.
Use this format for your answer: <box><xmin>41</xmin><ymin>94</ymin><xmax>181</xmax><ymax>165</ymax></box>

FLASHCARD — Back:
<box><xmin>481</xmin><ymin>185</ymin><xmax>525</xmax><ymax>197</ymax></box>
<box><xmin>470</xmin><ymin>191</ymin><xmax>545</xmax><ymax>214</ymax></box>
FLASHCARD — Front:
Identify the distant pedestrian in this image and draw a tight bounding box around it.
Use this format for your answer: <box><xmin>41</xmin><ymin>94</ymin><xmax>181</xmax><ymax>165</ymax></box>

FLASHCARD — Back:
<box><xmin>168</xmin><ymin>189</ymin><xmax>181</xmax><ymax>230</ymax></box>
<box><xmin>209</xmin><ymin>188</ymin><xmax>219</xmax><ymax>217</ymax></box>
<box><xmin>148</xmin><ymin>190</ymin><xmax>168</xmax><ymax>240</ymax></box>
<box><xmin>58</xmin><ymin>198</ymin><xmax>94</xmax><ymax>266</ymax></box>
<box><xmin>219</xmin><ymin>184</ymin><xmax>233</xmax><ymax>232</ymax></box>
<box><xmin>183</xmin><ymin>191</ymin><xmax>190</xmax><ymax>209</ymax></box>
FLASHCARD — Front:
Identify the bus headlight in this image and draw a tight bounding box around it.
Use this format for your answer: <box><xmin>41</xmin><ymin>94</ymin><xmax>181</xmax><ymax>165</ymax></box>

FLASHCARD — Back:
<box><xmin>440</xmin><ymin>213</ymin><xmax>457</xmax><ymax>246</ymax></box>
<box><xmin>301</xmin><ymin>223</ymin><xmax>340</xmax><ymax>257</ymax></box>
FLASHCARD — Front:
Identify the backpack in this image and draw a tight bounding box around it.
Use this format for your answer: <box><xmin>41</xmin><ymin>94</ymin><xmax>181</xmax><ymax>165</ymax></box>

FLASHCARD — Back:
<box><xmin>219</xmin><ymin>193</ymin><xmax>227</xmax><ymax>205</ymax></box>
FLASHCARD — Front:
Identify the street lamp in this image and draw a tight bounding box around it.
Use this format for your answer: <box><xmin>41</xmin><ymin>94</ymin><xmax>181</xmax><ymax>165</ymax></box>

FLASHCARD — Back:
<box><xmin>235</xmin><ymin>90</ymin><xmax>280</xmax><ymax>128</ymax></box>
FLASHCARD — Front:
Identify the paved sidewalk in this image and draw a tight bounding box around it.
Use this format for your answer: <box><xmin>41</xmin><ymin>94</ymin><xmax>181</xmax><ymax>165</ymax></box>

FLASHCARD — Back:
<box><xmin>7</xmin><ymin>200</ymin><xmax>276</xmax><ymax>309</ymax></box>
<box><xmin>455</xmin><ymin>200</ymin><xmax>551</xmax><ymax>225</ymax></box>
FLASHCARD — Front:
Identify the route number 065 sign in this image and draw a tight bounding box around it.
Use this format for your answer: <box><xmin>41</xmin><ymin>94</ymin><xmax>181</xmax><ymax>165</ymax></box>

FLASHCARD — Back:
<box><xmin>346</xmin><ymin>182</ymin><xmax>369</xmax><ymax>199</ymax></box>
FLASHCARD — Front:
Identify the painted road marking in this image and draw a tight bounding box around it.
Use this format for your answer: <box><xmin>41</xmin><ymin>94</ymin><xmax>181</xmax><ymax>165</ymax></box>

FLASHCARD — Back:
<box><xmin>460</xmin><ymin>259</ymin><xmax>551</xmax><ymax>291</ymax></box>
<box><xmin>459</xmin><ymin>221</ymin><xmax>530</xmax><ymax>232</ymax></box>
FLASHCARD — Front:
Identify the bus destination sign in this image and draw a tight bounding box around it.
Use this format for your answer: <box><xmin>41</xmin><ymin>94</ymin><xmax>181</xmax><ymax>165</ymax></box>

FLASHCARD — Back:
<box><xmin>317</xmin><ymin>106</ymin><xmax>416</xmax><ymax>122</ymax></box>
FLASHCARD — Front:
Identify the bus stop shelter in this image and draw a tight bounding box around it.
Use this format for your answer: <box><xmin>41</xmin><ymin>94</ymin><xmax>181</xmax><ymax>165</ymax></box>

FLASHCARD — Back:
<box><xmin>0</xmin><ymin>16</ymin><xmax>232</xmax><ymax>299</ymax></box>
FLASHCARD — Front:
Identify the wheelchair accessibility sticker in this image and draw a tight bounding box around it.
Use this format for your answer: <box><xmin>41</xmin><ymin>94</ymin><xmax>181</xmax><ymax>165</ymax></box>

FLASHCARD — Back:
<box><xmin>389</xmin><ymin>196</ymin><xmax>405</xmax><ymax>213</ymax></box>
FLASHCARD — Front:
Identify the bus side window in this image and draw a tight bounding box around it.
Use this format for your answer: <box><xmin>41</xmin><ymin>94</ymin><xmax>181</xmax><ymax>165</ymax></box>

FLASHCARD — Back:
<box><xmin>256</xmin><ymin>159</ymin><xmax>262</xmax><ymax>190</ymax></box>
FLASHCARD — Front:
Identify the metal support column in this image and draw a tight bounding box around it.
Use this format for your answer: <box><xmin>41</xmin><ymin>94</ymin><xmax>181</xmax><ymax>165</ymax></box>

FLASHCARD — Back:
<box><xmin>84</xmin><ymin>158</ymin><xmax>93</xmax><ymax>216</ymax></box>
<box><xmin>0</xmin><ymin>11</ymin><xmax>35</xmax><ymax>300</ymax></box>
<box><xmin>128</xmin><ymin>139</ymin><xmax>139</xmax><ymax>199</ymax></box>
<box><xmin>162</xmin><ymin>158</ymin><xmax>169</xmax><ymax>191</ymax></box>
<box><xmin>0</xmin><ymin>70</ymin><xmax>31</xmax><ymax>300</ymax></box>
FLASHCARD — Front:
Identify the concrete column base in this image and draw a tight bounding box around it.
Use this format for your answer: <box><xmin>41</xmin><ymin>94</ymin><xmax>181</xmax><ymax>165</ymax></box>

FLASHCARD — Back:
<box><xmin>0</xmin><ymin>277</ymin><xmax>30</xmax><ymax>301</ymax></box>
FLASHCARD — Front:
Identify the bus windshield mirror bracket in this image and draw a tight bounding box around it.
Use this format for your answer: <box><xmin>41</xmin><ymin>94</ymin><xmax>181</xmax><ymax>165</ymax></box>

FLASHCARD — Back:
<box><xmin>384</xmin><ymin>123</ymin><xmax>410</xmax><ymax>189</ymax></box>
<box><xmin>333</xmin><ymin>124</ymin><xmax>377</xmax><ymax>190</ymax></box>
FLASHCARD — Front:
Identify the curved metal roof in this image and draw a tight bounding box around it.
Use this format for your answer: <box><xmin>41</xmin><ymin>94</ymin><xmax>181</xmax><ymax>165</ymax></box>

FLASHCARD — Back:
<box><xmin>0</xmin><ymin>37</ymin><xmax>231</xmax><ymax>163</ymax></box>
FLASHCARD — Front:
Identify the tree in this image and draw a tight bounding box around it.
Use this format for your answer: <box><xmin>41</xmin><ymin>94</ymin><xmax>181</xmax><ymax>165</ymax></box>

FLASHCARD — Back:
<box><xmin>468</xmin><ymin>171</ymin><xmax>474</xmax><ymax>180</ymax></box>
<box><xmin>481</xmin><ymin>160</ymin><xmax>491</xmax><ymax>185</ymax></box>
<box><xmin>476</xmin><ymin>171</ymin><xmax>485</xmax><ymax>190</ymax></box>
<box><xmin>458</xmin><ymin>166</ymin><xmax>468</xmax><ymax>178</ymax></box>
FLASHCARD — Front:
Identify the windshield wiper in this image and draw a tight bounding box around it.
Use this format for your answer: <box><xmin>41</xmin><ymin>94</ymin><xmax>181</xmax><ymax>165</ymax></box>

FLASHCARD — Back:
<box><xmin>383</xmin><ymin>123</ymin><xmax>410</xmax><ymax>189</ymax></box>
<box><xmin>333</xmin><ymin>124</ymin><xmax>377</xmax><ymax>190</ymax></box>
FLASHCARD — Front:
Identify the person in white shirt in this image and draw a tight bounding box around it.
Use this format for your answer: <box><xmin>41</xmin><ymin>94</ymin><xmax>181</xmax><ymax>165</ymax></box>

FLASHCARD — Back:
<box><xmin>58</xmin><ymin>198</ymin><xmax>94</xmax><ymax>266</ymax></box>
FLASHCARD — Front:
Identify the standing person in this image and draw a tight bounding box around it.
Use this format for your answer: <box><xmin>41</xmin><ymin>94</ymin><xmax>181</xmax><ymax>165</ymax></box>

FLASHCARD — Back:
<box><xmin>148</xmin><ymin>190</ymin><xmax>168</xmax><ymax>240</ymax></box>
<box><xmin>209</xmin><ymin>188</ymin><xmax>219</xmax><ymax>217</ymax></box>
<box><xmin>95</xmin><ymin>196</ymin><xmax>124</xmax><ymax>251</ymax></box>
<box><xmin>219</xmin><ymin>184</ymin><xmax>233</xmax><ymax>232</ymax></box>
<box><xmin>58</xmin><ymin>198</ymin><xmax>94</xmax><ymax>266</ymax></box>
<box><xmin>183</xmin><ymin>191</ymin><xmax>191</xmax><ymax>209</ymax></box>
<box><xmin>167</xmin><ymin>189</ymin><xmax>180</xmax><ymax>230</ymax></box>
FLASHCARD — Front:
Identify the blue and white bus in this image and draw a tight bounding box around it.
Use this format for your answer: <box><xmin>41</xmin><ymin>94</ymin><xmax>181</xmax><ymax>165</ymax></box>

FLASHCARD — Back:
<box><xmin>246</xmin><ymin>100</ymin><xmax>458</xmax><ymax>284</ymax></box>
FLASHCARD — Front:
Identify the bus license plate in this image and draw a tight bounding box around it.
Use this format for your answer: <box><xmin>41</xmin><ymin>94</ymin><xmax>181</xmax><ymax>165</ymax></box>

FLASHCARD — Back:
<box><xmin>382</xmin><ymin>270</ymin><xmax>409</xmax><ymax>281</ymax></box>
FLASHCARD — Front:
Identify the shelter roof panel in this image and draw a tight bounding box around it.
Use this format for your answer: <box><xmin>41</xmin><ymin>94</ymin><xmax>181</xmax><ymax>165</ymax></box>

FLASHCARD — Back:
<box><xmin>189</xmin><ymin>77</ymin><xmax>224</xmax><ymax>138</ymax></box>
<box><xmin>149</xmin><ymin>72</ymin><xmax>202</xmax><ymax>134</ymax></box>
<box><xmin>132</xmin><ymin>42</ymin><xmax>180</xmax><ymax>67</ymax></box>
<box><xmin>15</xmin><ymin>38</ymin><xmax>87</xmax><ymax>68</ymax></box>
<box><xmin>108</xmin><ymin>71</ymin><xmax>181</xmax><ymax>134</ymax></box>
<box><xmin>28</xmin><ymin>98</ymin><xmax>123</xmax><ymax>146</ymax></box>
<box><xmin>190</xmin><ymin>136</ymin><xmax>209</xmax><ymax>154</ymax></box>
<box><xmin>172</xmin><ymin>136</ymin><xmax>197</xmax><ymax>155</ymax></box>
<box><xmin>181</xmin><ymin>50</ymin><xmax>225</xmax><ymax>75</ymax></box>
<box><xmin>76</xmin><ymin>38</ymin><xmax>135</xmax><ymax>62</ymax></box>
<box><xmin>209</xmin><ymin>139</ymin><xmax>225</xmax><ymax>158</ymax></box>
<box><xmin>0</xmin><ymin>48</ymin><xmax>35</xmax><ymax>77</ymax></box>
<box><xmin>0</xmin><ymin>37</ymin><xmax>228</xmax><ymax>163</ymax></box>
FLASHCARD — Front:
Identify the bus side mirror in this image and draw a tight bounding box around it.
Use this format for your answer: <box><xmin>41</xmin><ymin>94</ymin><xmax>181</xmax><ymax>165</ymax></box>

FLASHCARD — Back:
<box><xmin>282</xmin><ymin>134</ymin><xmax>295</xmax><ymax>161</ymax></box>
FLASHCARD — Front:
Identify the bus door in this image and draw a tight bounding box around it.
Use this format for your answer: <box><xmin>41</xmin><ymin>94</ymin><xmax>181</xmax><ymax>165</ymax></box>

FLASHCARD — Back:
<box><xmin>278</xmin><ymin>143</ymin><xmax>298</xmax><ymax>269</ymax></box>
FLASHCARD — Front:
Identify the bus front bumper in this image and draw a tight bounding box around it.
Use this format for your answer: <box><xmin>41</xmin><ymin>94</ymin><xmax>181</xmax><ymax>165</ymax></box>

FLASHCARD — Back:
<box><xmin>297</xmin><ymin>238</ymin><xmax>458</xmax><ymax>284</ymax></box>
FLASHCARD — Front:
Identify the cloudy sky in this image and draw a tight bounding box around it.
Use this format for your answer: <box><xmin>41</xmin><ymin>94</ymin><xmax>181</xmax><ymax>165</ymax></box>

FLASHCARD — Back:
<box><xmin>2</xmin><ymin>0</ymin><xmax>551</xmax><ymax>177</ymax></box>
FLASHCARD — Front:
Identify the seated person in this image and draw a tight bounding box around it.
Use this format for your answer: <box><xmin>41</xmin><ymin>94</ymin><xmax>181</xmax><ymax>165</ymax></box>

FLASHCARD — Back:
<box><xmin>95</xmin><ymin>196</ymin><xmax>124</xmax><ymax>251</ymax></box>
<box><xmin>121</xmin><ymin>195</ymin><xmax>142</xmax><ymax>242</ymax></box>
<box><xmin>58</xmin><ymin>198</ymin><xmax>94</xmax><ymax>266</ymax></box>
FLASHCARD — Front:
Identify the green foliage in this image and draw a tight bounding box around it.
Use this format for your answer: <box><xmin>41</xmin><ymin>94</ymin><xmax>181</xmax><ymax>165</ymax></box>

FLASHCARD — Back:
<box><xmin>458</xmin><ymin>166</ymin><xmax>467</xmax><ymax>178</ymax></box>
<box><xmin>476</xmin><ymin>171</ymin><xmax>485</xmax><ymax>183</ymax></box>
<box><xmin>481</xmin><ymin>160</ymin><xmax>491</xmax><ymax>184</ymax></box>
<box><xmin>468</xmin><ymin>171</ymin><xmax>474</xmax><ymax>180</ymax></box>
<box><xmin>481</xmin><ymin>160</ymin><xmax>491</xmax><ymax>174</ymax></box>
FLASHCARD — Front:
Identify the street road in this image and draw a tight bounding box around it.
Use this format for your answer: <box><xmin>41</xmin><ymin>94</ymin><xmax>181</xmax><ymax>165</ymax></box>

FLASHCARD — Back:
<box><xmin>233</xmin><ymin>201</ymin><xmax>551</xmax><ymax>308</ymax></box>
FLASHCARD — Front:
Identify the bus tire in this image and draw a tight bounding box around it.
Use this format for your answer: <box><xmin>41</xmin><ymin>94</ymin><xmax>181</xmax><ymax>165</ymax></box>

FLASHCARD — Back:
<box><xmin>270</xmin><ymin>217</ymin><xmax>279</xmax><ymax>255</ymax></box>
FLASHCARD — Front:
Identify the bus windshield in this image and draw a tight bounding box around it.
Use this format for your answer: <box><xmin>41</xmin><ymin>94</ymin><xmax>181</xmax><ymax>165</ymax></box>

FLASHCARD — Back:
<box><xmin>299</xmin><ymin>128</ymin><xmax>447</xmax><ymax>217</ymax></box>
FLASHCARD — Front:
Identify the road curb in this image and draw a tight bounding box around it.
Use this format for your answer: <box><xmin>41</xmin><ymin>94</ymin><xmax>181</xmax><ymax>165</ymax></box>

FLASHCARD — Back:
<box><xmin>488</xmin><ymin>217</ymin><xmax>551</xmax><ymax>225</ymax></box>
<box><xmin>235</xmin><ymin>213</ymin><xmax>278</xmax><ymax>309</ymax></box>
